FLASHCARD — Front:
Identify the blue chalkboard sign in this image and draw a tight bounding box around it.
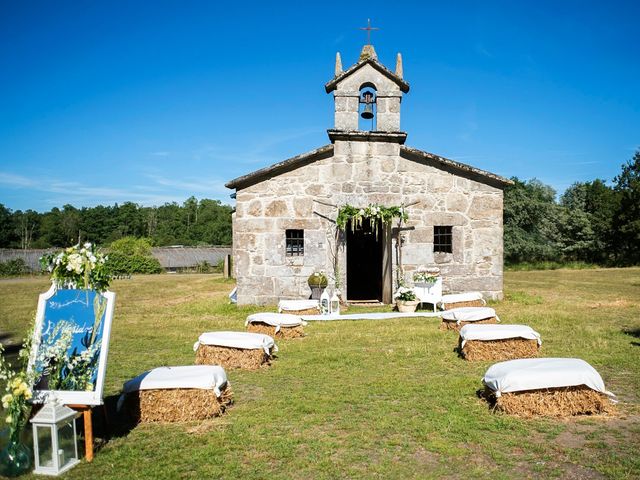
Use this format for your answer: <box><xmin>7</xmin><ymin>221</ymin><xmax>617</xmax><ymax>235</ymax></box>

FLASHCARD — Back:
<box><xmin>30</xmin><ymin>285</ymin><xmax>115</xmax><ymax>406</ymax></box>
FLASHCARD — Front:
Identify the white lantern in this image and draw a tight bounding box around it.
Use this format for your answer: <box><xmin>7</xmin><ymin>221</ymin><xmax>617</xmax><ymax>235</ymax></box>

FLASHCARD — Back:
<box><xmin>30</xmin><ymin>398</ymin><xmax>80</xmax><ymax>476</ymax></box>
<box><xmin>330</xmin><ymin>290</ymin><xmax>340</xmax><ymax>315</ymax></box>
<box><xmin>320</xmin><ymin>288</ymin><xmax>330</xmax><ymax>315</ymax></box>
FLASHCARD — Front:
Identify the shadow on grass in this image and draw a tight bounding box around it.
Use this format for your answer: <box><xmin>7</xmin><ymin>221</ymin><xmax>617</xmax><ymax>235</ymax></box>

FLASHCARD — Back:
<box><xmin>475</xmin><ymin>388</ymin><xmax>497</xmax><ymax>412</ymax></box>
<box><xmin>85</xmin><ymin>394</ymin><xmax>137</xmax><ymax>453</ymax></box>
<box><xmin>622</xmin><ymin>328</ymin><xmax>640</xmax><ymax>347</ymax></box>
<box><xmin>0</xmin><ymin>332</ymin><xmax>20</xmax><ymax>355</ymax></box>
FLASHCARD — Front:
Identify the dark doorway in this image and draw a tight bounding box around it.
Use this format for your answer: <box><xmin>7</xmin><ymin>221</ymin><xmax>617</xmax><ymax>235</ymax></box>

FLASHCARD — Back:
<box><xmin>346</xmin><ymin>218</ymin><xmax>383</xmax><ymax>301</ymax></box>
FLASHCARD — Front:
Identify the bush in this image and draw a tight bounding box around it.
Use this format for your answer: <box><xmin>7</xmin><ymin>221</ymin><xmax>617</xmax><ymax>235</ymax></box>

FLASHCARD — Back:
<box><xmin>0</xmin><ymin>258</ymin><xmax>29</xmax><ymax>277</ymax></box>
<box><xmin>109</xmin><ymin>237</ymin><xmax>153</xmax><ymax>256</ymax></box>
<box><xmin>196</xmin><ymin>261</ymin><xmax>214</xmax><ymax>273</ymax></box>
<box><xmin>307</xmin><ymin>272</ymin><xmax>328</xmax><ymax>287</ymax></box>
<box><xmin>107</xmin><ymin>251</ymin><xmax>162</xmax><ymax>275</ymax></box>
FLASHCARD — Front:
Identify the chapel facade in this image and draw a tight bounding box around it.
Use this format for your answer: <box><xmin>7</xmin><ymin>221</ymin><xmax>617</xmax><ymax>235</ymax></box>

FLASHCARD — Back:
<box><xmin>225</xmin><ymin>44</ymin><xmax>511</xmax><ymax>305</ymax></box>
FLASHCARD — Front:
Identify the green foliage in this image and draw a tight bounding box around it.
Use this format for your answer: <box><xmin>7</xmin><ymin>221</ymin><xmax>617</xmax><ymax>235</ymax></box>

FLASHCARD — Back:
<box><xmin>560</xmin><ymin>179</ymin><xmax>621</xmax><ymax>263</ymax></box>
<box><xmin>0</xmin><ymin>258</ymin><xmax>29</xmax><ymax>277</ymax></box>
<box><xmin>0</xmin><ymin>197</ymin><xmax>232</xmax><ymax>249</ymax></box>
<box><xmin>106</xmin><ymin>251</ymin><xmax>162</xmax><ymax>275</ymax></box>
<box><xmin>109</xmin><ymin>236</ymin><xmax>153</xmax><ymax>256</ymax></box>
<box><xmin>195</xmin><ymin>261</ymin><xmax>220</xmax><ymax>273</ymax></box>
<box><xmin>613</xmin><ymin>150</ymin><xmax>640</xmax><ymax>264</ymax></box>
<box><xmin>106</xmin><ymin>236</ymin><xmax>162</xmax><ymax>274</ymax></box>
<box><xmin>0</xmin><ymin>204</ymin><xmax>14</xmax><ymax>247</ymax></box>
<box><xmin>336</xmin><ymin>204</ymin><xmax>407</xmax><ymax>231</ymax></box>
<box><xmin>393</xmin><ymin>285</ymin><xmax>417</xmax><ymax>301</ymax></box>
<box><xmin>503</xmin><ymin>168</ymin><xmax>630</xmax><ymax>266</ymax></box>
<box><xmin>503</xmin><ymin>178</ymin><xmax>560</xmax><ymax>263</ymax></box>
<box><xmin>307</xmin><ymin>271</ymin><xmax>328</xmax><ymax>287</ymax></box>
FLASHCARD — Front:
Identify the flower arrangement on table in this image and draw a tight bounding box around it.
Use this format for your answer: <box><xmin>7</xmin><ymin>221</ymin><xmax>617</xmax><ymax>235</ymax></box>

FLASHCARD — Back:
<box><xmin>413</xmin><ymin>266</ymin><xmax>441</xmax><ymax>285</ymax></box>
<box><xmin>40</xmin><ymin>242</ymin><xmax>111</xmax><ymax>292</ymax></box>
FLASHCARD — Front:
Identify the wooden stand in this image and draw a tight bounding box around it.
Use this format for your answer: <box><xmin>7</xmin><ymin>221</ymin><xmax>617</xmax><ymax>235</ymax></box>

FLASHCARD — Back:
<box><xmin>68</xmin><ymin>404</ymin><xmax>93</xmax><ymax>462</ymax></box>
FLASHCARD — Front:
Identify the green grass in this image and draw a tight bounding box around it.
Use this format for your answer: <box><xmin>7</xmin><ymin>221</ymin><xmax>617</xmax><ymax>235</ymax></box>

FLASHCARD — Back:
<box><xmin>505</xmin><ymin>261</ymin><xmax>599</xmax><ymax>271</ymax></box>
<box><xmin>0</xmin><ymin>269</ymin><xmax>639</xmax><ymax>479</ymax></box>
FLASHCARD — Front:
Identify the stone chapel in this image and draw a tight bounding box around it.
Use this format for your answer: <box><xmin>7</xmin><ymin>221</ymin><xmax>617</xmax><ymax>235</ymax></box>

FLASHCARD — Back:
<box><xmin>225</xmin><ymin>44</ymin><xmax>512</xmax><ymax>306</ymax></box>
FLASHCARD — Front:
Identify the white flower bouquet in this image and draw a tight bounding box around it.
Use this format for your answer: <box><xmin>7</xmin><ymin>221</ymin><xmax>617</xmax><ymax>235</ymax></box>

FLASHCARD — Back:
<box><xmin>40</xmin><ymin>242</ymin><xmax>111</xmax><ymax>292</ymax></box>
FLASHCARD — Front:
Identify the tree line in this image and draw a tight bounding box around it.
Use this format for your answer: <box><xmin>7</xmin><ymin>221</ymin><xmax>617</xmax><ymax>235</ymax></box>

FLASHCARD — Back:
<box><xmin>0</xmin><ymin>150</ymin><xmax>638</xmax><ymax>266</ymax></box>
<box><xmin>504</xmin><ymin>150</ymin><xmax>639</xmax><ymax>266</ymax></box>
<box><xmin>0</xmin><ymin>196</ymin><xmax>233</xmax><ymax>249</ymax></box>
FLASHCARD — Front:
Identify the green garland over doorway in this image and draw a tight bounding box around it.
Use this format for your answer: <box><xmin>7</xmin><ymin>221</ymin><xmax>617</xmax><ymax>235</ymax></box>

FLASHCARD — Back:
<box><xmin>335</xmin><ymin>203</ymin><xmax>408</xmax><ymax>234</ymax></box>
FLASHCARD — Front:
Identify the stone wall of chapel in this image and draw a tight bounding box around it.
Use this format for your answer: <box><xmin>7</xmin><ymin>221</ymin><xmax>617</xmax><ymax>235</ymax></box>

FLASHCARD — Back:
<box><xmin>233</xmin><ymin>140</ymin><xmax>503</xmax><ymax>305</ymax></box>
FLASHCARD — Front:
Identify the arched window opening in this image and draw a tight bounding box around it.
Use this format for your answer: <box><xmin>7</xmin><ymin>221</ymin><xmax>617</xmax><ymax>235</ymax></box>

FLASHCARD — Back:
<box><xmin>358</xmin><ymin>84</ymin><xmax>377</xmax><ymax>131</ymax></box>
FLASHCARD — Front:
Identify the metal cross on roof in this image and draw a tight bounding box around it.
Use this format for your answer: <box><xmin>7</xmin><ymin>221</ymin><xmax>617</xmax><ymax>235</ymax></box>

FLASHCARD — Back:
<box><xmin>359</xmin><ymin>19</ymin><xmax>379</xmax><ymax>45</ymax></box>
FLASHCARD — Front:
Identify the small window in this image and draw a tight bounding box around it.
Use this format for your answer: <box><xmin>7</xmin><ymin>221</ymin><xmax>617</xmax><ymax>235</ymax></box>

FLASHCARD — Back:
<box><xmin>434</xmin><ymin>226</ymin><xmax>453</xmax><ymax>253</ymax></box>
<box><xmin>286</xmin><ymin>229</ymin><xmax>304</xmax><ymax>256</ymax></box>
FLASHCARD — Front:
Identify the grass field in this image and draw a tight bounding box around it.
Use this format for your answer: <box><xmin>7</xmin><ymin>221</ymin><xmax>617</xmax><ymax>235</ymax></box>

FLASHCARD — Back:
<box><xmin>1</xmin><ymin>269</ymin><xmax>639</xmax><ymax>479</ymax></box>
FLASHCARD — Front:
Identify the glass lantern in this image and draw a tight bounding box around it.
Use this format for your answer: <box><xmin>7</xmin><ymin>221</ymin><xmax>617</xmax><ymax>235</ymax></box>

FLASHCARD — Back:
<box><xmin>30</xmin><ymin>399</ymin><xmax>80</xmax><ymax>476</ymax></box>
<box><xmin>330</xmin><ymin>290</ymin><xmax>340</xmax><ymax>316</ymax></box>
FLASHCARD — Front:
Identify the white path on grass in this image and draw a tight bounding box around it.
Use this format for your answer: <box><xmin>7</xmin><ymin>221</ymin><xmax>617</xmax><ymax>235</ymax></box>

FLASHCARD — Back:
<box><xmin>301</xmin><ymin>311</ymin><xmax>444</xmax><ymax>321</ymax></box>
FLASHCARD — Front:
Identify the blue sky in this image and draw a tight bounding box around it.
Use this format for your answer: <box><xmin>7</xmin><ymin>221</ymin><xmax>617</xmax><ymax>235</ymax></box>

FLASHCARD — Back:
<box><xmin>1</xmin><ymin>1</ymin><xmax>638</xmax><ymax>212</ymax></box>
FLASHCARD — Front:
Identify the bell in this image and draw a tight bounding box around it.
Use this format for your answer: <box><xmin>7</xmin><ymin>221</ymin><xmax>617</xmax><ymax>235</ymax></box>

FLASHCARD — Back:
<box><xmin>361</xmin><ymin>104</ymin><xmax>374</xmax><ymax>119</ymax></box>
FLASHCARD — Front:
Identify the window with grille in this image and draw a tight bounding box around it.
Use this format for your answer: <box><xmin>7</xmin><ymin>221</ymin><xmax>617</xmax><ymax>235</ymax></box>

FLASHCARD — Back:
<box><xmin>285</xmin><ymin>229</ymin><xmax>304</xmax><ymax>256</ymax></box>
<box><xmin>434</xmin><ymin>226</ymin><xmax>453</xmax><ymax>253</ymax></box>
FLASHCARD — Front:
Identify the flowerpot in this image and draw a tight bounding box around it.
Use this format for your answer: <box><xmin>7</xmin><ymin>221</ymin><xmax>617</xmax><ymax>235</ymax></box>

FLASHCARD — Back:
<box><xmin>0</xmin><ymin>435</ymin><xmax>32</xmax><ymax>478</ymax></box>
<box><xmin>309</xmin><ymin>286</ymin><xmax>324</xmax><ymax>300</ymax></box>
<box><xmin>397</xmin><ymin>300</ymin><xmax>419</xmax><ymax>313</ymax></box>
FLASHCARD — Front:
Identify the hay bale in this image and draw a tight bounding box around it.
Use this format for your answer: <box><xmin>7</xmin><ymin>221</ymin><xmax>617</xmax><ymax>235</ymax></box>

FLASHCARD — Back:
<box><xmin>440</xmin><ymin>317</ymin><xmax>497</xmax><ymax>331</ymax></box>
<box><xmin>443</xmin><ymin>299</ymin><xmax>485</xmax><ymax>309</ymax></box>
<box><xmin>195</xmin><ymin>344</ymin><xmax>273</xmax><ymax>370</ymax></box>
<box><xmin>278</xmin><ymin>300</ymin><xmax>319</xmax><ymax>316</ymax></box>
<box><xmin>246</xmin><ymin>322</ymin><xmax>305</xmax><ymax>339</ymax></box>
<box><xmin>125</xmin><ymin>384</ymin><xmax>233</xmax><ymax>423</ymax></box>
<box><xmin>280</xmin><ymin>307</ymin><xmax>319</xmax><ymax>315</ymax></box>
<box><xmin>485</xmin><ymin>385</ymin><xmax>614</xmax><ymax>417</ymax></box>
<box><xmin>461</xmin><ymin>337</ymin><xmax>539</xmax><ymax>361</ymax></box>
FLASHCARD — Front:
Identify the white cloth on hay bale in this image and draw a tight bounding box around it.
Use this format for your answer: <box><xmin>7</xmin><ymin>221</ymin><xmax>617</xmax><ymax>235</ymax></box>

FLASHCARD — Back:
<box><xmin>193</xmin><ymin>331</ymin><xmax>278</xmax><ymax>354</ymax></box>
<box><xmin>277</xmin><ymin>299</ymin><xmax>319</xmax><ymax>313</ymax></box>
<box><xmin>459</xmin><ymin>324</ymin><xmax>541</xmax><ymax>348</ymax></box>
<box><xmin>245</xmin><ymin>312</ymin><xmax>307</xmax><ymax>332</ymax></box>
<box><xmin>483</xmin><ymin>358</ymin><xmax>616</xmax><ymax>399</ymax></box>
<box><xmin>440</xmin><ymin>291</ymin><xmax>485</xmax><ymax>306</ymax></box>
<box><xmin>117</xmin><ymin>365</ymin><xmax>229</xmax><ymax>410</ymax></box>
<box><xmin>441</xmin><ymin>306</ymin><xmax>500</xmax><ymax>324</ymax></box>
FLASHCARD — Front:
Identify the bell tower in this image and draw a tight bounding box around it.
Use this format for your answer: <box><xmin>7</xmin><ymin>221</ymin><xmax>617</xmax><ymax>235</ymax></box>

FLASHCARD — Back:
<box><xmin>325</xmin><ymin>43</ymin><xmax>409</xmax><ymax>135</ymax></box>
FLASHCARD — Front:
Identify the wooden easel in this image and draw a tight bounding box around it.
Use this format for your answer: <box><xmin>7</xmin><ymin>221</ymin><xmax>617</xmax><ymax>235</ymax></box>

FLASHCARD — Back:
<box><xmin>68</xmin><ymin>404</ymin><xmax>94</xmax><ymax>462</ymax></box>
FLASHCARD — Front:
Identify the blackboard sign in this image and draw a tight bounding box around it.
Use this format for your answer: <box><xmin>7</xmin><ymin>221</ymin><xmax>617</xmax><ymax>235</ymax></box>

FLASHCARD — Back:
<box><xmin>30</xmin><ymin>285</ymin><xmax>115</xmax><ymax>405</ymax></box>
